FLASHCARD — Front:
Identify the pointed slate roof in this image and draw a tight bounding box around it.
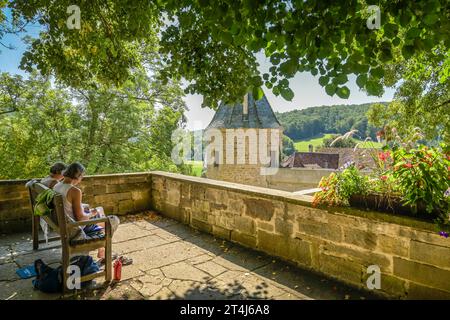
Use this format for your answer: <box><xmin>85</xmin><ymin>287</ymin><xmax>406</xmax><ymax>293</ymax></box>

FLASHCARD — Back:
<box><xmin>206</xmin><ymin>92</ymin><xmax>283</xmax><ymax>129</ymax></box>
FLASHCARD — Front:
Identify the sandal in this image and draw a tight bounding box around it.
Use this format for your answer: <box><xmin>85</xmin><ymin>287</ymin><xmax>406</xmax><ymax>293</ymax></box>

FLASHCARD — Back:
<box><xmin>97</xmin><ymin>253</ymin><xmax>119</xmax><ymax>265</ymax></box>
<box><xmin>118</xmin><ymin>256</ymin><xmax>133</xmax><ymax>266</ymax></box>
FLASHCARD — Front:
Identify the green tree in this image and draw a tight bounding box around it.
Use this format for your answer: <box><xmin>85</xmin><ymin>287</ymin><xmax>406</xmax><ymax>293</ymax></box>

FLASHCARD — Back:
<box><xmin>282</xmin><ymin>135</ymin><xmax>295</xmax><ymax>157</ymax></box>
<box><xmin>0</xmin><ymin>71</ymin><xmax>187</xmax><ymax>179</ymax></box>
<box><xmin>322</xmin><ymin>134</ymin><xmax>357</xmax><ymax>148</ymax></box>
<box><xmin>368</xmin><ymin>49</ymin><xmax>450</xmax><ymax>144</ymax></box>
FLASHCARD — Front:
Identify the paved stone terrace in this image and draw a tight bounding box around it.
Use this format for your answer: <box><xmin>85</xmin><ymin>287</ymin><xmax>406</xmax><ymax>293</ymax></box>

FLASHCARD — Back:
<box><xmin>0</xmin><ymin>212</ymin><xmax>381</xmax><ymax>300</ymax></box>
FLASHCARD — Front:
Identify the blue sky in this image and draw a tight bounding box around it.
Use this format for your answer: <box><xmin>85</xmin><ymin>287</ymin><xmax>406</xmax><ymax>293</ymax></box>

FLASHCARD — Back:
<box><xmin>0</xmin><ymin>14</ymin><xmax>395</xmax><ymax>130</ymax></box>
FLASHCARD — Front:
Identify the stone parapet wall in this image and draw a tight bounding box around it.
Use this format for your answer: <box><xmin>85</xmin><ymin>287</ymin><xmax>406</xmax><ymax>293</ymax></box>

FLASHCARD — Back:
<box><xmin>2</xmin><ymin>171</ymin><xmax>450</xmax><ymax>299</ymax></box>
<box><xmin>150</xmin><ymin>171</ymin><xmax>450</xmax><ymax>299</ymax></box>
<box><xmin>0</xmin><ymin>173</ymin><xmax>152</xmax><ymax>234</ymax></box>
<box><xmin>0</xmin><ymin>179</ymin><xmax>31</xmax><ymax>234</ymax></box>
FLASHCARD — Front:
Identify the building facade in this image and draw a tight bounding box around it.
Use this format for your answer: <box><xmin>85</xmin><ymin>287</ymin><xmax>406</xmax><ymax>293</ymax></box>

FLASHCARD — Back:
<box><xmin>204</xmin><ymin>93</ymin><xmax>283</xmax><ymax>186</ymax></box>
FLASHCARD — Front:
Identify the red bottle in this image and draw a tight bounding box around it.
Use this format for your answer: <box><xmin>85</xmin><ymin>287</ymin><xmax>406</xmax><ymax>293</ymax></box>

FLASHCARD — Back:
<box><xmin>113</xmin><ymin>257</ymin><xmax>122</xmax><ymax>281</ymax></box>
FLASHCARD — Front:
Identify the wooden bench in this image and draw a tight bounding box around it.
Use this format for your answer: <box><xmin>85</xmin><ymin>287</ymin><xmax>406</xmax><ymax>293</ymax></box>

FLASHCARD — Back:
<box><xmin>27</xmin><ymin>181</ymin><xmax>112</xmax><ymax>293</ymax></box>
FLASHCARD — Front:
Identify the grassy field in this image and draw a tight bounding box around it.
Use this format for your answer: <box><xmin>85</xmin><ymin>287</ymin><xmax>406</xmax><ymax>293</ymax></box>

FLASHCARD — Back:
<box><xmin>294</xmin><ymin>133</ymin><xmax>382</xmax><ymax>152</ymax></box>
<box><xmin>185</xmin><ymin>160</ymin><xmax>203</xmax><ymax>177</ymax></box>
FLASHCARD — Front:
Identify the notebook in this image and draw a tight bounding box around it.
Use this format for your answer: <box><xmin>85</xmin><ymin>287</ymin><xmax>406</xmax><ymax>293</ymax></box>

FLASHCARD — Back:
<box><xmin>16</xmin><ymin>265</ymin><xmax>37</xmax><ymax>279</ymax></box>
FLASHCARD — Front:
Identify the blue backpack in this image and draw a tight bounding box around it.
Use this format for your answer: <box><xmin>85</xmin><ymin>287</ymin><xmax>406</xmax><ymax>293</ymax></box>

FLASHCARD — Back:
<box><xmin>33</xmin><ymin>256</ymin><xmax>100</xmax><ymax>293</ymax></box>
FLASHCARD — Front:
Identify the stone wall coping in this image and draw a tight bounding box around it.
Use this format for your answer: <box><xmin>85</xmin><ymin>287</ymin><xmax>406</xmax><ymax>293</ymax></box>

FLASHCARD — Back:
<box><xmin>0</xmin><ymin>172</ymin><xmax>151</xmax><ymax>186</ymax></box>
<box><xmin>289</xmin><ymin>168</ymin><xmax>336</xmax><ymax>172</ymax></box>
<box><xmin>150</xmin><ymin>171</ymin><xmax>314</xmax><ymax>205</ymax></box>
<box><xmin>0</xmin><ymin>171</ymin><xmax>437</xmax><ymax>233</ymax></box>
<box><xmin>150</xmin><ymin>171</ymin><xmax>437</xmax><ymax>233</ymax></box>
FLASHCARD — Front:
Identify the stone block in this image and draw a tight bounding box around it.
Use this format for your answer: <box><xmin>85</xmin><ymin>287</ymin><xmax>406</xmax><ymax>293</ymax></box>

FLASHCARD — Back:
<box><xmin>274</xmin><ymin>217</ymin><xmax>293</xmax><ymax>237</ymax></box>
<box><xmin>227</xmin><ymin>197</ymin><xmax>244</xmax><ymax>214</ymax></box>
<box><xmin>319</xmin><ymin>253</ymin><xmax>363</xmax><ymax>286</ymax></box>
<box><xmin>118</xmin><ymin>199</ymin><xmax>135</xmax><ymax>213</ymax></box>
<box><xmin>297</xmin><ymin>218</ymin><xmax>342</xmax><ymax>242</ymax></box>
<box><xmin>257</xmin><ymin>221</ymin><xmax>274</xmax><ymax>232</ymax></box>
<box><xmin>191</xmin><ymin>218</ymin><xmax>212</xmax><ymax>233</ymax></box>
<box><xmin>230</xmin><ymin>231</ymin><xmax>257</xmax><ymax>248</ymax></box>
<box><xmin>376</xmin><ymin>234</ymin><xmax>409</xmax><ymax>257</ymax></box>
<box><xmin>244</xmin><ymin>198</ymin><xmax>274</xmax><ymax>221</ymax></box>
<box><xmin>321</xmin><ymin>242</ymin><xmax>392</xmax><ymax>271</ymax></box>
<box><xmin>94</xmin><ymin>192</ymin><xmax>131</xmax><ymax>204</ymax></box>
<box><xmin>361</xmin><ymin>272</ymin><xmax>407</xmax><ymax>299</ymax></box>
<box><xmin>191</xmin><ymin>209</ymin><xmax>208</xmax><ymax>222</ymax></box>
<box><xmin>162</xmin><ymin>203</ymin><xmax>182</xmax><ymax>222</ymax></box>
<box><xmin>190</xmin><ymin>184</ymin><xmax>206</xmax><ymax>200</ymax></box>
<box><xmin>92</xmin><ymin>184</ymin><xmax>107</xmax><ymax>195</ymax></box>
<box><xmin>234</xmin><ymin>216</ymin><xmax>256</xmax><ymax>235</ymax></box>
<box><xmin>257</xmin><ymin>230</ymin><xmax>311</xmax><ymax>267</ymax></box>
<box><xmin>394</xmin><ymin>257</ymin><xmax>450</xmax><ymax>292</ymax></box>
<box><xmin>214</xmin><ymin>213</ymin><xmax>235</xmax><ymax>230</ymax></box>
<box><xmin>407</xmin><ymin>282</ymin><xmax>450</xmax><ymax>300</ymax></box>
<box><xmin>212</xmin><ymin>225</ymin><xmax>231</xmax><ymax>240</ymax></box>
<box><xmin>410</xmin><ymin>240</ymin><xmax>450</xmax><ymax>269</ymax></box>
<box><xmin>342</xmin><ymin>227</ymin><xmax>378</xmax><ymax>250</ymax></box>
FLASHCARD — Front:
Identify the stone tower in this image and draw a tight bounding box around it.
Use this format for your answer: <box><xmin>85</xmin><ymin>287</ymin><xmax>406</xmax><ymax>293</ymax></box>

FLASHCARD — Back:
<box><xmin>204</xmin><ymin>92</ymin><xmax>283</xmax><ymax>186</ymax></box>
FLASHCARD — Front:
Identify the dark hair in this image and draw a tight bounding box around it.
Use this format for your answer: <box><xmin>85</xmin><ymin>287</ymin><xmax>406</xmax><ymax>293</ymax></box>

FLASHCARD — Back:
<box><xmin>63</xmin><ymin>162</ymin><xmax>86</xmax><ymax>179</ymax></box>
<box><xmin>50</xmin><ymin>162</ymin><xmax>67</xmax><ymax>175</ymax></box>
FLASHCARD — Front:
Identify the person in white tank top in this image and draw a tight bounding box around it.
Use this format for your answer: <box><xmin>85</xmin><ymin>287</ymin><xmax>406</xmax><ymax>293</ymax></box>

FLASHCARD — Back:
<box><xmin>54</xmin><ymin>162</ymin><xmax>120</xmax><ymax>262</ymax></box>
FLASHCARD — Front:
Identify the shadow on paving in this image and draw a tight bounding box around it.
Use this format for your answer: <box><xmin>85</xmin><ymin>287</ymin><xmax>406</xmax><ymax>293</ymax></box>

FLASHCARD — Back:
<box><xmin>147</xmin><ymin>220</ymin><xmax>385</xmax><ymax>300</ymax></box>
<box><xmin>1</xmin><ymin>213</ymin><xmax>386</xmax><ymax>300</ymax></box>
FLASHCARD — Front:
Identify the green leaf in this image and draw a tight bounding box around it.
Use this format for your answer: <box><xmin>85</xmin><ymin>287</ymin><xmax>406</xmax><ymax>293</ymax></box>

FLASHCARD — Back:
<box><xmin>279</xmin><ymin>78</ymin><xmax>289</xmax><ymax>87</ymax></box>
<box><xmin>336</xmin><ymin>86</ymin><xmax>350</xmax><ymax>99</ymax></box>
<box><xmin>406</xmin><ymin>27</ymin><xmax>421</xmax><ymax>39</ymax></box>
<box><xmin>279</xmin><ymin>60</ymin><xmax>297</xmax><ymax>76</ymax></box>
<box><xmin>402</xmin><ymin>45</ymin><xmax>415</xmax><ymax>59</ymax></box>
<box><xmin>318</xmin><ymin>76</ymin><xmax>329</xmax><ymax>86</ymax></box>
<box><xmin>370</xmin><ymin>67</ymin><xmax>384</xmax><ymax>79</ymax></box>
<box><xmin>270</xmin><ymin>53</ymin><xmax>281</xmax><ymax>65</ymax></box>
<box><xmin>356</xmin><ymin>74</ymin><xmax>367</xmax><ymax>88</ymax></box>
<box><xmin>392</xmin><ymin>37</ymin><xmax>401</xmax><ymax>47</ymax></box>
<box><xmin>423</xmin><ymin>14</ymin><xmax>439</xmax><ymax>26</ymax></box>
<box><xmin>334</xmin><ymin>74</ymin><xmax>348</xmax><ymax>85</ymax></box>
<box><xmin>325</xmin><ymin>83</ymin><xmax>337</xmax><ymax>96</ymax></box>
<box><xmin>252</xmin><ymin>86</ymin><xmax>264</xmax><ymax>100</ymax></box>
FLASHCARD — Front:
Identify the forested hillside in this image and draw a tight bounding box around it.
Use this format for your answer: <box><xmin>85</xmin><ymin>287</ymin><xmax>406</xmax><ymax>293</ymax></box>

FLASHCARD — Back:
<box><xmin>276</xmin><ymin>103</ymin><xmax>387</xmax><ymax>141</ymax></box>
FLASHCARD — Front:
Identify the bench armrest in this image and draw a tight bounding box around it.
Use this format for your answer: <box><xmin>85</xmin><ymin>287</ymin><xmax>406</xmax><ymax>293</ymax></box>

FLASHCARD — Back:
<box><xmin>68</xmin><ymin>217</ymin><xmax>109</xmax><ymax>228</ymax></box>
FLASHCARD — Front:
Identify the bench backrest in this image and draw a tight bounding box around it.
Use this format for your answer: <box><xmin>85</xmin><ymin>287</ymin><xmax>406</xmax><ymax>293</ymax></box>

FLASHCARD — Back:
<box><xmin>27</xmin><ymin>181</ymin><xmax>69</xmax><ymax>241</ymax></box>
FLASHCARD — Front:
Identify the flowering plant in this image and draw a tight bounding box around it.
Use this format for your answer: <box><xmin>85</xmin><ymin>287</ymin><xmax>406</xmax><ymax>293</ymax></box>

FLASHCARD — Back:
<box><xmin>313</xmin><ymin>131</ymin><xmax>449</xmax><ymax>226</ymax></box>
<box><xmin>313</xmin><ymin>164</ymin><xmax>369</xmax><ymax>207</ymax></box>
<box><xmin>391</xmin><ymin>143</ymin><xmax>450</xmax><ymax>216</ymax></box>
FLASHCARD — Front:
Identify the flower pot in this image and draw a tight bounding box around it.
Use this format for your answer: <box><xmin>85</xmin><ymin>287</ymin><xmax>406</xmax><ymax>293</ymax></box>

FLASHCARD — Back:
<box><xmin>348</xmin><ymin>193</ymin><xmax>441</xmax><ymax>221</ymax></box>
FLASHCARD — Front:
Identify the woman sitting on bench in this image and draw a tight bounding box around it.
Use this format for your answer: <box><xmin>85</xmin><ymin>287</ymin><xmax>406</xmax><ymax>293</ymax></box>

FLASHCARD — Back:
<box><xmin>53</xmin><ymin>162</ymin><xmax>120</xmax><ymax>264</ymax></box>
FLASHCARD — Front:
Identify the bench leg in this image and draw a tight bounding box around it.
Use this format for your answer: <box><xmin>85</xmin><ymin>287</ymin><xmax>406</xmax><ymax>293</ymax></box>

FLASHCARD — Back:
<box><xmin>62</xmin><ymin>248</ymin><xmax>70</xmax><ymax>295</ymax></box>
<box><xmin>105</xmin><ymin>238</ymin><xmax>112</xmax><ymax>282</ymax></box>
<box><xmin>32</xmin><ymin>215</ymin><xmax>39</xmax><ymax>250</ymax></box>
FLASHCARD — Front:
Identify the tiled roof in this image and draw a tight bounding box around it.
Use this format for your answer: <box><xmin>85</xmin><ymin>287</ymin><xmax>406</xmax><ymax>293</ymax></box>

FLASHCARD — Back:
<box><xmin>281</xmin><ymin>152</ymin><xmax>340</xmax><ymax>169</ymax></box>
<box><xmin>206</xmin><ymin>92</ymin><xmax>282</xmax><ymax>129</ymax></box>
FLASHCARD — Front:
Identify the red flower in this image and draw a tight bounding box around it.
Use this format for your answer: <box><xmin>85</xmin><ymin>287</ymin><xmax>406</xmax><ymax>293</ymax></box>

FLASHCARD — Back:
<box><xmin>404</xmin><ymin>163</ymin><xmax>413</xmax><ymax>169</ymax></box>
<box><xmin>378</xmin><ymin>151</ymin><xmax>390</xmax><ymax>162</ymax></box>
<box><xmin>380</xmin><ymin>175</ymin><xmax>388</xmax><ymax>181</ymax></box>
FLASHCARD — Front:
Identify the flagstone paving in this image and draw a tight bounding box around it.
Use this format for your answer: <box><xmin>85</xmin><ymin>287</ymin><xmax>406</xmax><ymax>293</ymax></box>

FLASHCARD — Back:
<box><xmin>0</xmin><ymin>212</ymin><xmax>382</xmax><ymax>300</ymax></box>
